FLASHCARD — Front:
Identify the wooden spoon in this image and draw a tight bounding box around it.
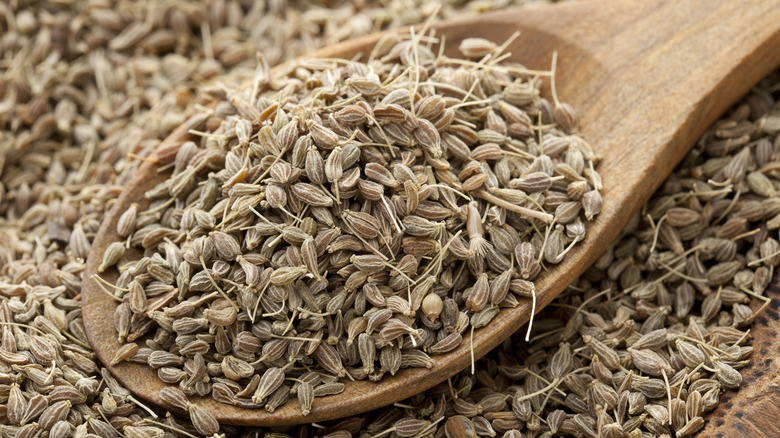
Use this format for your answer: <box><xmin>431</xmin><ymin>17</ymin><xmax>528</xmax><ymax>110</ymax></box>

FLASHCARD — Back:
<box><xmin>82</xmin><ymin>0</ymin><xmax>780</xmax><ymax>426</ymax></box>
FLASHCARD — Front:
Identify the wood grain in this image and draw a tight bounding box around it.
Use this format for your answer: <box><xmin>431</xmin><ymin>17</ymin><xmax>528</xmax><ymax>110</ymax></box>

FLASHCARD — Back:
<box><xmin>82</xmin><ymin>0</ymin><xmax>780</xmax><ymax>426</ymax></box>
<box><xmin>700</xmin><ymin>283</ymin><xmax>780</xmax><ymax>437</ymax></box>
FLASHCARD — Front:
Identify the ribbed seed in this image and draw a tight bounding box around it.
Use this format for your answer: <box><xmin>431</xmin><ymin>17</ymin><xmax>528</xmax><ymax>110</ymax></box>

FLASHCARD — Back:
<box><xmin>428</xmin><ymin>332</ymin><xmax>462</xmax><ymax>354</ymax></box>
<box><xmin>8</xmin><ymin>384</ymin><xmax>26</xmax><ymax>426</ymax></box>
<box><xmin>395</xmin><ymin>418</ymin><xmax>429</xmax><ymax>437</ymax></box>
<box><xmin>313</xmin><ymin>382</ymin><xmax>346</xmax><ymax>397</ymax></box>
<box><xmin>98</xmin><ymin>241</ymin><xmax>126</xmax><ymax>273</ymax></box>
<box><xmin>292</xmin><ymin>183</ymin><xmax>333</xmax><ymax>207</ymax></box>
<box><xmin>584</xmin><ymin>335</ymin><xmax>621</xmax><ymax>370</ymax></box>
<box><xmin>628</xmin><ymin>348</ymin><xmax>670</xmax><ymax>376</ymax></box>
<box><xmin>549</xmin><ymin>343</ymin><xmax>573</xmax><ymax>379</ymax></box>
<box><xmin>188</xmin><ymin>403</ymin><xmax>219</xmax><ymax>436</ymax></box>
<box><xmin>117</xmin><ymin>203</ymin><xmax>139</xmax><ymax>237</ymax></box>
<box><xmin>298</xmin><ymin>381</ymin><xmax>314</xmax><ymax>415</ymax></box>
<box><xmin>313</xmin><ymin>342</ymin><xmax>345</xmax><ymax>377</ymax></box>
<box><xmin>465</xmin><ymin>273</ymin><xmax>489</xmax><ymax>311</ymax></box>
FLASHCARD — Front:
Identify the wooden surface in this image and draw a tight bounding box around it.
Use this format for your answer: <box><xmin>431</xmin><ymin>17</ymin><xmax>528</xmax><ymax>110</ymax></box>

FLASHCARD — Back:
<box><xmin>701</xmin><ymin>283</ymin><xmax>780</xmax><ymax>437</ymax></box>
<box><xmin>82</xmin><ymin>0</ymin><xmax>780</xmax><ymax>427</ymax></box>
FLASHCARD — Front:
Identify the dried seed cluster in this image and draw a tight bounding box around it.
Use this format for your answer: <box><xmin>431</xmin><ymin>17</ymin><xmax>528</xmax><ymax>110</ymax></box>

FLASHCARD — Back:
<box><xmin>0</xmin><ymin>1</ymin><xmax>575</xmax><ymax>437</ymax></box>
<box><xmin>0</xmin><ymin>0</ymin><xmax>777</xmax><ymax>437</ymax></box>
<box><xmin>236</xmin><ymin>70</ymin><xmax>779</xmax><ymax>438</ymax></box>
<box><xmin>105</xmin><ymin>32</ymin><xmax>602</xmax><ymax>413</ymax></box>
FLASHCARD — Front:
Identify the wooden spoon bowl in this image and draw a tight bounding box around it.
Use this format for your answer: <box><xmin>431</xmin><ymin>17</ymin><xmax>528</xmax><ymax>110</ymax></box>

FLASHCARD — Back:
<box><xmin>82</xmin><ymin>0</ymin><xmax>780</xmax><ymax>426</ymax></box>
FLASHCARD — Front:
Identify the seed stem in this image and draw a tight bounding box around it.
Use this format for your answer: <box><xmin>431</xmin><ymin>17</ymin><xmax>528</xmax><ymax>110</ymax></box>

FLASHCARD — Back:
<box><xmin>515</xmin><ymin>377</ymin><xmax>562</xmax><ymax>403</ymax></box>
<box><xmin>0</xmin><ymin>321</ymin><xmax>47</xmax><ymax>335</ymax></box>
<box><xmin>470</xmin><ymin>325</ymin><xmax>475</xmax><ymax>375</ymax></box>
<box><xmin>656</xmin><ymin>259</ymin><xmax>707</xmax><ymax>283</ymax></box>
<box><xmin>139</xmin><ymin>419</ymin><xmax>198</xmax><ymax>438</ymax></box>
<box><xmin>128</xmin><ymin>394</ymin><xmax>159</xmax><ymax>418</ymax></box>
<box><xmin>524</xmin><ymin>283</ymin><xmax>536</xmax><ymax>342</ymax></box>
<box><xmin>474</xmin><ymin>189</ymin><xmax>554</xmax><ymax>222</ymax></box>
<box><xmin>199</xmin><ymin>256</ymin><xmax>239</xmax><ymax>311</ymax></box>
<box><xmin>550</xmin><ymin>51</ymin><xmax>560</xmax><ymax>107</ymax></box>
<box><xmin>747</xmin><ymin>246</ymin><xmax>780</xmax><ymax>267</ymax></box>
<box><xmin>662</xmin><ymin>368</ymin><xmax>672</xmax><ymax>426</ymax></box>
<box><xmin>91</xmin><ymin>274</ymin><xmax>126</xmax><ymax>301</ymax></box>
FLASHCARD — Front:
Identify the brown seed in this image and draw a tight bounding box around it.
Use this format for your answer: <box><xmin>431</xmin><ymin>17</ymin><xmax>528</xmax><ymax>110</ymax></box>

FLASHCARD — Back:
<box><xmin>7</xmin><ymin>383</ymin><xmax>26</xmax><ymax>426</ymax></box>
<box><xmin>549</xmin><ymin>343</ymin><xmax>573</xmax><ymax>380</ymax></box>
<box><xmin>326</xmin><ymin>146</ymin><xmax>344</xmax><ymax>183</ymax></box>
<box><xmin>298</xmin><ymin>381</ymin><xmax>314</xmax><ymax>415</ymax></box>
<box><xmin>666</xmin><ymin>207</ymin><xmax>701</xmax><ymax>227</ymax></box>
<box><xmin>265</xmin><ymin>183</ymin><xmax>288</xmax><ymax>210</ymax></box>
<box><xmin>462</xmin><ymin>173</ymin><xmax>488</xmax><ymax>192</ymax></box>
<box><xmin>554</xmin><ymin>102</ymin><xmax>579</xmax><ymax>133</ymax></box>
<box><xmin>544</xmin><ymin>225</ymin><xmax>566</xmax><ymax>264</ymax></box>
<box><xmin>21</xmin><ymin>394</ymin><xmax>48</xmax><ymax>425</ymax></box>
<box><xmin>29</xmin><ymin>335</ymin><xmax>56</xmax><ymax>366</ymax></box>
<box><xmin>313</xmin><ymin>341</ymin><xmax>345</xmax><ymax>377</ymax></box>
<box><xmin>466</xmin><ymin>273</ymin><xmax>489</xmax><ymax>311</ymax></box>
<box><xmin>628</xmin><ymin>348</ymin><xmax>670</xmax><ymax>376</ymax></box>
<box><xmin>341</xmin><ymin>211</ymin><xmax>381</xmax><ymax>239</ymax></box>
<box><xmin>676</xmin><ymin>417</ymin><xmax>704</xmax><ymax>436</ymax></box>
<box><xmin>422</xmin><ymin>293</ymin><xmax>443</xmax><ymax>322</ymax></box>
<box><xmin>714</xmin><ymin>360</ymin><xmax>742</xmax><ymax>389</ymax></box>
<box><xmin>210</xmin><ymin>231</ymin><xmax>242</xmax><ymax>260</ymax></box>
<box><xmin>365</xmin><ymin>162</ymin><xmax>398</xmax><ymax>187</ymax></box>
<box><xmin>117</xmin><ymin>203</ymin><xmax>139</xmax><ymax>237</ymax></box>
<box><xmin>38</xmin><ymin>400</ymin><xmax>71</xmax><ymax>430</ymax></box>
<box><xmin>686</xmin><ymin>390</ymin><xmax>703</xmax><ymax>418</ymax></box>
<box><xmin>584</xmin><ymin>335</ymin><xmax>621</xmax><ymax>370</ymax></box>
<box><xmin>358</xmin><ymin>333</ymin><xmax>376</xmax><ymax>374</ymax></box>
<box><xmin>458</xmin><ymin>37</ymin><xmax>498</xmax><ymax>57</ymax></box>
<box><xmin>555</xmin><ymin>201</ymin><xmax>582</xmax><ymax>224</ymax></box>
<box><xmin>379</xmin><ymin>318</ymin><xmax>416</xmax><ymax>342</ymax></box>
<box><xmin>402</xmin><ymin>237</ymin><xmax>439</xmax><ymax>256</ymax></box>
<box><xmin>114</xmin><ymin>303</ymin><xmax>131</xmax><ymax>342</ymax></box>
<box><xmin>188</xmin><ymin>403</ymin><xmax>219</xmax><ymax>436</ymax></box>
<box><xmin>292</xmin><ymin>182</ymin><xmax>333</xmax><ymax>207</ymax></box>
<box><xmin>444</xmin><ymin>415</ymin><xmax>477</xmax><ymax>438</ymax></box>
<box><xmin>631</xmin><ymin>328</ymin><xmax>668</xmax><ymax>350</ymax></box>
<box><xmin>70</xmin><ymin>224</ymin><xmax>91</xmax><ymax>260</ymax></box>
<box><xmin>515</xmin><ymin>242</ymin><xmax>539</xmax><ymax>280</ymax></box>
<box><xmin>706</xmin><ymin>261</ymin><xmax>741</xmax><ymax>286</ymax></box>
<box><xmin>747</xmin><ymin>170</ymin><xmax>776</xmax><ymax>197</ymax></box>
<box><xmin>311</xmin><ymin>381</ymin><xmax>345</xmax><ymax>397</ymax></box>
<box><xmin>700</xmin><ymin>291</ymin><xmax>722</xmax><ymax>320</ymax></box>
<box><xmin>394</xmin><ymin>418</ymin><xmax>429</xmax><ymax>437</ymax></box>
<box><xmin>511</xmin><ymin>172</ymin><xmax>552</xmax><ymax>192</ymax></box>
<box><xmin>582</xmin><ymin>190</ymin><xmax>602</xmax><ymax>220</ymax></box>
<box><xmin>265</xmin><ymin>383</ymin><xmax>291</xmax><ymax>412</ymax></box>
<box><xmin>367</xmin><ymin>308</ymin><xmax>393</xmax><ymax>334</ymax></box>
<box><xmin>358</xmin><ymin>179</ymin><xmax>385</xmax><ymax>201</ymax></box>
<box><xmin>305</xmin><ymin>145</ymin><xmax>326</xmax><ymax>185</ymax></box>
<box><xmin>309</xmin><ymin>122</ymin><xmax>339</xmax><ymax>149</ymax></box>
<box><xmin>414</xmin><ymin>119</ymin><xmax>442</xmax><ymax>158</ymax></box>
<box><xmin>675</xmin><ymin>339</ymin><xmax>705</xmax><ymax>367</ymax></box>
<box><xmin>128</xmin><ymin>281</ymin><xmax>147</xmax><ymax>314</ymax></box>
<box><xmin>99</xmin><ymin>241</ymin><xmax>126</xmax><ymax>273</ymax></box>
<box><xmin>428</xmin><ymin>332</ymin><xmax>462</xmax><ymax>354</ymax></box>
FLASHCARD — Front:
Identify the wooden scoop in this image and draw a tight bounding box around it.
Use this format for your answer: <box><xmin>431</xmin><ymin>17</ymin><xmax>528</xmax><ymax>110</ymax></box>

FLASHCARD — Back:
<box><xmin>82</xmin><ymin>0</ymin><xmax>780</xmax><ymax>427</ymax></box>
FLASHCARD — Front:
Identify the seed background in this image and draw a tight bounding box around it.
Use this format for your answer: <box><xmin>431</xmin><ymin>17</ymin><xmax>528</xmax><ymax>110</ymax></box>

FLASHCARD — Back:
<box><xmin>0</xmin><ymin>1</ymin><xmax>777</xmax><ymax>437</ymax></box>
